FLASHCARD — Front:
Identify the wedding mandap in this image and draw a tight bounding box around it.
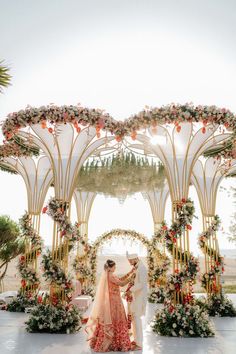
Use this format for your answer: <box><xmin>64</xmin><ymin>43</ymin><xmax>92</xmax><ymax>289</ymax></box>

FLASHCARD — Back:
<box><xmin>0</xmin><ymin>102</ymin><xmax>236</xmax><ymax>337</ymax></box>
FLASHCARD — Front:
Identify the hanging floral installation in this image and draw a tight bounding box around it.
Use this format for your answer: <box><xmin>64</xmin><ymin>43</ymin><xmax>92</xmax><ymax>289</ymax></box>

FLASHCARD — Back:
<box><xmin>148</xmin><ymin>227</ymin><xmax>171</xmax><ymax>303</ymax></box>
<box><xmin>152</xmin><ymin>199</ymin><xmax>214</xmax><ymax>337</ymax></box>
<box><xmin>77</xmin><ymin>153</ymin><xmax>166</xmax><ymax>201</ymax></box>
<box><xmin>197</xmin><ymin>215</ymin><xmax>236</xmax><ymax>317</ymax></box>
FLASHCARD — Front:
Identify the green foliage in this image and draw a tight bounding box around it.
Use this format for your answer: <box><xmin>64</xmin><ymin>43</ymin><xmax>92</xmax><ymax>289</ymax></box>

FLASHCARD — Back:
<box><xmin>0</xmin><ymin>215</ymin><xmax>24</xmax><ymax>289</ymax></box>
<box><xmin>0</xmin><ymin>215</ymin><xmax>24</xmax><ymax>267</ymax></box>
<box><xmin>0</xmin><ymin>60</ymin><xmax>11</xmax><ymax>92</ymax></box>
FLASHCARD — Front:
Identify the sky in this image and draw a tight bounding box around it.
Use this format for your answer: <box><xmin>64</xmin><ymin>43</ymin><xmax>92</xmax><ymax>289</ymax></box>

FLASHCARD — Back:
<box><xmin>0</xmin><ymin>0</ymin><xmax>236</xmax><ymax>255</ymax></box>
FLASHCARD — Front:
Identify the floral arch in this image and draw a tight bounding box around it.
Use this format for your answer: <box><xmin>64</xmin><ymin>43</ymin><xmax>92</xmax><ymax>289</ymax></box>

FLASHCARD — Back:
<box><xmin>74</xmin><ymin>228</ymin><xmax>169</xmax><ymax>289</ymax></box>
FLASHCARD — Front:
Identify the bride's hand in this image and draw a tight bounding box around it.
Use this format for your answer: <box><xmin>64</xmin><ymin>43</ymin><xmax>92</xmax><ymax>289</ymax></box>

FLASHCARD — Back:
<box><xmin>130</xmin><ymin>273</ymin><xmax>136</xmax><ymax>281</ymax></box>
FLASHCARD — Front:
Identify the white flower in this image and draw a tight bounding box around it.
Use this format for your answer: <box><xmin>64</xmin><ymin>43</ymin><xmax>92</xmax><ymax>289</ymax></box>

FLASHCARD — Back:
<box><xmin>172</xmin><ymin>323</ymin><xmax>177</xmax><ymax>328</ymax></box>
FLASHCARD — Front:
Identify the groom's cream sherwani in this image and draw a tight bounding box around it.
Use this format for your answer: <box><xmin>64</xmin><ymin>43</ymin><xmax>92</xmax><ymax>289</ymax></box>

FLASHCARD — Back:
<box><xmin>130</xmin><ymin>260</ymin><xmax>148</xmax><ymax>347</ymax></box>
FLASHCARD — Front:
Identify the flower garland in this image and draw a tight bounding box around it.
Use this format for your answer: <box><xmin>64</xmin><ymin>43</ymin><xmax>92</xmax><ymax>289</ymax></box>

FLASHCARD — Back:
<box><xmin>2</xmin><ymin>103</ymin><xmax>236</xmax><ymax>157</ymax></box>
<box><xmin>8</xmin><ymin>213</ymin><xmax>43</xmax><ymax>312</ymax></box>
<box><xmin>20</xmin><ymin>212</ymin><xmax>43</xmax><ymax>251</ymax></box>
<box><xmin>17</xmin><ymin>255</ymin><xmax>40</xmax><ymax>291</ymax></box>
<box><xmin>41</xmin><ymin>197</ymin><xmax>81</xmax><ymax>302</ymax></box>
<box><xmin>198</xmin><ymin>215</ymin><xmax>224</xmax><ymax>292</ymax></box>
<box><xmin>0</xmin><ymin>140</ymin><xmax>38</xmax><ymax>159</ymax></box>
<box><xmin>148</xmin><ymin>229</ymin><xmax>171</xmax><ymax>288</ymax></box>
<box><xmin>197</xmin><ymin>216</ymin><xmax>236</xmax><ymax>316</ymax></box>
<box><xmin>43</xmin><ymin>198</ymin><xmax>80</xmax><ymax>243</ymax></box>
<box><xmin>158</xmin><ymin>199</ymin><xmax>199</xmax><ymax>302</ymax></box>
<box><xmin>41</xmin><ymin>251</ymin><xmax>74</xmax><ymax>303</ymax></box>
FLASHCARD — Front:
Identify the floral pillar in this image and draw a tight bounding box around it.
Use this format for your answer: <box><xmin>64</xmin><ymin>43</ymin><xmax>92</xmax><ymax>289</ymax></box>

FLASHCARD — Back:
<box><xmin>144</xmin><ymin>184</ymin><xmax>169</xmax><ymax>290</ymax></box>
<box><xmin>192</xmin><ymin>157</ymin><xmax>235</xmax><ymax>296</ymax></box>
<box><xmin>2</xmin><ymin>156</ymin><xmax>52</xmax><ymax>297</ymax></box>
<box><xmin>73</xmin><ymin>190</ymin><xmax>96</xmax><ymax>290</ymax></box>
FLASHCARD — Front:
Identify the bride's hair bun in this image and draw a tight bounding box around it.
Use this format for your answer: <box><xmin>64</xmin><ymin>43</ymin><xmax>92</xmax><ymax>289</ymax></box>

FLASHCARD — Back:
<box><xmin>104</xmin><ymin>259</ymin><xmax>116</xmax><ymax>270</ymax></box>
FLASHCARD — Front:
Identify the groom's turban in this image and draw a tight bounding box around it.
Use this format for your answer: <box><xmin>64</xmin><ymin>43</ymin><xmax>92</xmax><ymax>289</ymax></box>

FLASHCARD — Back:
<box><xmin>126</xmin><ymin>251</ymin><xmax>138</xmax><ymax>260</ymax></box>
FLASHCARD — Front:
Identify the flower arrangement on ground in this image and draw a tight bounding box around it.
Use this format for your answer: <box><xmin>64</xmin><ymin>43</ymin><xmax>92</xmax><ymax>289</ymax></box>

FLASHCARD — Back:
<box><xmin>196</xmin><ymin>294</ymin><xmax>236</xmax><ymax>317</ymax></box>
<box><xmin>152</xmin><ymin>302</ymin><xmax>214</xmax><ymax>337</ymax></box>
<box><xmin>25</xmin><ymin>301</ymin><xmax>82</xmax><ymax>333</ymax></box>
<box><xmin>7</xmin><ymin>292</ymin><xmax>37</xmax><ymax>312</ymax></box>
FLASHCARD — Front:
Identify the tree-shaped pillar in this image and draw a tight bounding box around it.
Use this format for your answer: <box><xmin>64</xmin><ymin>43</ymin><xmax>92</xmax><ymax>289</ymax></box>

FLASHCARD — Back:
<box><xmin>145</xmin><ymin>183</ymin><xmax>169</xmax><ymax>233</ymax></box>
<box><xmin>137</xmin><ymin>123</ymin><xmax>228</xmax><ymax>305</ymax></box>
<box><xmin>18</xmin><ymin>123</ymin><xmax>113</xmax><ymax>304</ymax></box>
<box><xmin>1</xmin><ymin>156</ymin><xmax>52</xmax><ymax>298</ymax></box>
<box><xmin>144</xmin><ymin>184</ymin><xmax>170</xmax><ymax>300</ymax></box>
<box><xmin>192</xmin><ymin>158</ymin><xmax>225</xmax><ymax>295</ymax></box>
<box><xmin>74</xmin><ymin>190</ymin><xmax>96</xmax><ymax>241</ymax></box>
<box><xmin>192</xmin><ymin>157</ymin><xmax>236</xmax><ymax>316</ymax></box>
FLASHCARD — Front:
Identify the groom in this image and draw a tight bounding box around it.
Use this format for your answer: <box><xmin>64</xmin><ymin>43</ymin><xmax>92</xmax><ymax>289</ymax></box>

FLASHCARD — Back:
<box><xmin>125</xmin><ymin>252</ymin><xmax>148</xmax><ymax>350</ymax></box>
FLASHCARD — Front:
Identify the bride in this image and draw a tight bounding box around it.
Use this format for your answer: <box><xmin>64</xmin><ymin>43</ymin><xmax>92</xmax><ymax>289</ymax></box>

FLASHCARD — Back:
<box><xmin>86</xmin><ymin>259</ymin><xmax>135</xmax><ymax>352</ymax></box>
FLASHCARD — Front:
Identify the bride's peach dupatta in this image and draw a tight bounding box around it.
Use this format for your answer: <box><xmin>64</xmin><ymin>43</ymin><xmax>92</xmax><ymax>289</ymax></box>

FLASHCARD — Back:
<box><xmin>85</xmin><ymin>270</ymin><xmax>113</xmax><ymax>351</ymax></box>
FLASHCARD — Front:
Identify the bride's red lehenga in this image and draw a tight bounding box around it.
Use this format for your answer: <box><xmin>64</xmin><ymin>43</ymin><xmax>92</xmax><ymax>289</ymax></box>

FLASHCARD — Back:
<box><xmin>88</xmin><ymin>272</ymin><xmax>131</xmax><ymax>352</ymax></box>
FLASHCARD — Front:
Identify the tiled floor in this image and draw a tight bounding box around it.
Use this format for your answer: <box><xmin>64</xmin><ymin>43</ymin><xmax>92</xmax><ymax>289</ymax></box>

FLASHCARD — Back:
<box><xmin>0</xmin><ymin>295</ymin><xmax>236</xmax><ymax>354</ymax></box>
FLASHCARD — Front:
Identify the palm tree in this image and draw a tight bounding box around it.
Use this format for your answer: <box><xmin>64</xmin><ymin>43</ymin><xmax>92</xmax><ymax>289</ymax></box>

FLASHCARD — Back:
<box><xmin>0</xmin><ymin>60</ymin><xmax>11</xmax><ymax>93</ymax></box>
